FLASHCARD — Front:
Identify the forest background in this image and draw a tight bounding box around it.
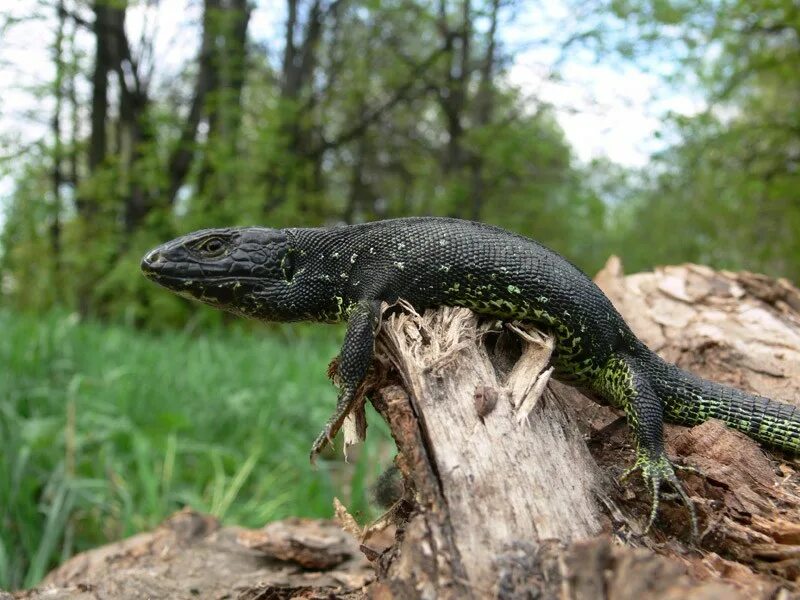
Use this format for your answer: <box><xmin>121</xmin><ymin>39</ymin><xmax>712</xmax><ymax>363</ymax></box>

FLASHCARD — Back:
<box><xmin>1</xmin><ymin>0</ymin><xmax>798</xmax><ymax>590</ymax></box>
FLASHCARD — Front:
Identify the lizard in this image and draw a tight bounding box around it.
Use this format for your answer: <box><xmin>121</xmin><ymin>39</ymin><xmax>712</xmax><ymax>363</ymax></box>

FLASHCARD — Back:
<box><xmin>140</xmin><ymin>216</ymin><xmax>800</xmax><ymax>539</ymax></box>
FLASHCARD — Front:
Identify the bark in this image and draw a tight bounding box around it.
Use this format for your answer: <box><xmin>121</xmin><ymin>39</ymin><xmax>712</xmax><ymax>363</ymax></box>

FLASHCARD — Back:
<box><xmin>8</xmin><ymin>510</ymin><xmax>372</xmax><ymax>600</ymax></box>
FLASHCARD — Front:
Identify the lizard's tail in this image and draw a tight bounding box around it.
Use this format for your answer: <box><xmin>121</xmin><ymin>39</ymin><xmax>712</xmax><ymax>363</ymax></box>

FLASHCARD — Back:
<box><xmin>651</xmin><ymin>359</ymin><xmax>800</xmax><ymax>454</ymax></box>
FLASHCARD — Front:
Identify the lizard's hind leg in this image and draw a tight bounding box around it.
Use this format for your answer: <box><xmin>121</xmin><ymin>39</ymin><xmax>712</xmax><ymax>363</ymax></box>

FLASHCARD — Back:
<box><xmin>596</xmin><ymin>355</ymin><xmax>699</xmax><ymax>540</ymax></box>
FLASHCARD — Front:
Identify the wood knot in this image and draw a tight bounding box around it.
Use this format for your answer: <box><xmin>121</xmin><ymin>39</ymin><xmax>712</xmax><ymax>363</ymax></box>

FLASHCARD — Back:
<box><xmin>474</xmin><ymin>385</ymin><xmax>500</xmax><ymax>421</ymax></box>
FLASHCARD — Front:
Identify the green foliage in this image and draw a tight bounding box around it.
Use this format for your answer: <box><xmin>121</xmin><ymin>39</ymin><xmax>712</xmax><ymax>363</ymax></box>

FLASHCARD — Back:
<box><xmin>0</xmin><ymin>309</ymin><xmax>391</xmax><ymax>589</ymax></box>
<box><xmin>604</xmin><ymin>0</ymin><xmax>800</xmax><ymax>281</ymax></box>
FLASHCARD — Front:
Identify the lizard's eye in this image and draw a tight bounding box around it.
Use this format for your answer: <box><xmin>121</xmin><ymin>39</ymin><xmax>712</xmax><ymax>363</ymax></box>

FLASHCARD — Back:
<box><xmin>194</xmin><ymin>237</ymin><xmax>226</xmax><ymax>257</ymax></box>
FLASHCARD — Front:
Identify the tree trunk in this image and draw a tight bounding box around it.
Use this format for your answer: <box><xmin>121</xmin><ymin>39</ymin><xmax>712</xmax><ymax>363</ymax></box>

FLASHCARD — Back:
<box><xmin>468</xmin><ymin>0</ymin><xmax>499</xmax><ymax>221</ymax></box>
<box><xmin>437</xmin><ymin>0</ymin><xmax>470</xmax><ymax>179</ymax></box>
<box><xmin>50</xmin><ymin>0</ymin><xmax>66</xmax><ymax>298</ymax></box>
<box><xmin>196</xmin><ymin>0</ymin><xmax>251</xmax><ymax>210</ymax></box>
<box><xmin>79</xmin><ymin>0</ymin><xmax>119</xmax><ymax>218</ymax></box>
<box><xmin>265</xmin><ymin>0</ymin><xmax>327</xmax><ymax>214</ymax></box>
<box><xmin>67</xmin><ymin>18</ymin><xmax>80</xmax><ymax>190</ymax></box>
<box><xmin>119</xmin><ymin>83</ymin><xmax>151</xmax><ymax>235</ymax></box>
<box><xmin>166</xmin><ymin>0</ymin><xmax>220</xmax><ymax>205</ymax></box>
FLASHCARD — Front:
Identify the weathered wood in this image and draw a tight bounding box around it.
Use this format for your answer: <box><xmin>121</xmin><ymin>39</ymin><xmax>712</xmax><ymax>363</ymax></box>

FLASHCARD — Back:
<box><xmin>367</xmin><ymin>304</ymin><xmax>610</xmax><ymax>598</ymax></box>
<box><xmin>592</xmin><ymin>259</ymin><xmax>800</xmax><ymax>572</ymax></box>
<box><xmin>9</xmin><ymin>509</ymin><xmax>371</xmax><ymax>600</ymax></box>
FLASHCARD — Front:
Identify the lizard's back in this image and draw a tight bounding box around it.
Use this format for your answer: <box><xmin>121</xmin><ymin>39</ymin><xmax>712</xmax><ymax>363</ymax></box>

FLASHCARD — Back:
<box><xmin>301</xmin><ymin>216</ymin><xmax>635</xmax><ymax>383</ymax></box>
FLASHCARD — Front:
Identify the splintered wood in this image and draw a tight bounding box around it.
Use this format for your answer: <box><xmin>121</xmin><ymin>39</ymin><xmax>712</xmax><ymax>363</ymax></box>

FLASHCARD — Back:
<box><xmin>370</xmin><ymin>304</ymin><xmax>608</xmax><ymax>597</ymax></box>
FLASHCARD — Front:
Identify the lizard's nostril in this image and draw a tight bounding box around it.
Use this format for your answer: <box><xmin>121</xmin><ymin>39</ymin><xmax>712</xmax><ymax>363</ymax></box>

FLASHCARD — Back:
<box><xmin>141</xmin><ymin>249</ymin><xmax>164</xmax><ymax>273</ymax></box>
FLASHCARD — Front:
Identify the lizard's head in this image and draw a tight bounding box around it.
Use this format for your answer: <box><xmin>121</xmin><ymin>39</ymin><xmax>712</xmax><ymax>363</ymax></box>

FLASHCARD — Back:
<box><xmin>141</xmin><ymin>227</ymin><xmax>299</xmax><ymax>320</ymax></box>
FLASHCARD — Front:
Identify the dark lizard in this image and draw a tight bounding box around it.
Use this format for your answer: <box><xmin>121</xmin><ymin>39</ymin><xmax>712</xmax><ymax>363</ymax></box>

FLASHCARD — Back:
<box><xmin>141</xmin><ymin>217</ymin><xmax>800</xmax><ymax>538</ymax></box>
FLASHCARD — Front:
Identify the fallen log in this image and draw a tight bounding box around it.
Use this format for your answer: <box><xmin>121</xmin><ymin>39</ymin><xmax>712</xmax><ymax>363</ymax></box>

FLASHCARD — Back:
<box><xmin>7</xmin><ymin>509</ymin><xmax>373</xmax><ymax>599</ymax></box>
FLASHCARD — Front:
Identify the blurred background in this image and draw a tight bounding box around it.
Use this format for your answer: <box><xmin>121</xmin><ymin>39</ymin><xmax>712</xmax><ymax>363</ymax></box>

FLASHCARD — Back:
<box><xmin>1</xmin><ymin>0</ymin><xmax>798</xmax><ymax>589</ymax></box>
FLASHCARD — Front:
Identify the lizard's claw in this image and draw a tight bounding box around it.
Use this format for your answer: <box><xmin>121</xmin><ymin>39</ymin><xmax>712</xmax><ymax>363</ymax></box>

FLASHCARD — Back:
<box><xmin>309</xmin><ymin>388</ymin><xmax>359</xmax><ymax>464</ymax></box>
<box><xmin>309</xmin><ymin>424</ymin><xmax>337</xmax><ymax>465</ymax></box>
<box><xmin>673</xmin><ymin>462</ymin><xmax>701</xmax><ymax>476</ymax></box>
<box><xmin>620</xmin><ymin>450</ymin><xmax>699</xmax><ymax>542</ymax></box>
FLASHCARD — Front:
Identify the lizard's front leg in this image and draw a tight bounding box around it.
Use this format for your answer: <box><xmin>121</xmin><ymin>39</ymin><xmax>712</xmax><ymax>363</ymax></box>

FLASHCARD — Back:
<box><xmin>310</xmin><ymin>299</ymin><xmax>381</xmax><ymax>462</ymax></box>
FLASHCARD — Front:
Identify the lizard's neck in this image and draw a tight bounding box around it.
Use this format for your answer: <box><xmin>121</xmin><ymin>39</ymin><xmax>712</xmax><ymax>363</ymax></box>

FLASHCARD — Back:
<box><xmin>286</xmin><ymin>227</ymin><xmax>357</xmax><ymax>322</ymax></box>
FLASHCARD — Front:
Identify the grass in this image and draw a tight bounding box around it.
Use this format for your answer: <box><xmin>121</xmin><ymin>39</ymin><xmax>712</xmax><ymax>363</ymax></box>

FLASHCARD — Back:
<box><xmin>0</xmin><ymin>310</ymin><xmax>394</xmax><ymax>590</ymax></box>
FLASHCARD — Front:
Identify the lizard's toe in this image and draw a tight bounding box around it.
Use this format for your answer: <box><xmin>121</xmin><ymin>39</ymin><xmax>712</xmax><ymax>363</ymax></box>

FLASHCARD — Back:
<box><xmin>309</xmin><ymin>425</ymin><xmax>335</xmax><ymax>464</ymax></box>
<box><xmin>622</xmin><ymin>450</ymin><xmax>699</xmax><ymax>542</ymax></box>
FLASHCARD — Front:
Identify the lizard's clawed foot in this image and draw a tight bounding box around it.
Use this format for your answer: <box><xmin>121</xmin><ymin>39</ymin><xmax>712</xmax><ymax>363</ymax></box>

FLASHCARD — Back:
<box><xmin>620</xmin><ymin>450</ymin><xmax>699</xmax><ymax>542</ymax></box>
<box><xmin>309</xmin><ymin>424</ymin><xmax>338</xmax><ymax>464</ymax></box>
<box><xmin>309</xmin><ymin>390</ymin><xmax>356</xmax><ymax>464</ymax></box>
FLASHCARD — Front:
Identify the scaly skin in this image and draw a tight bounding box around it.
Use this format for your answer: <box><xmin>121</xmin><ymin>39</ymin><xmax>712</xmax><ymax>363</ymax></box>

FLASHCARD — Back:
<box><xmin>141</xmin><ymin>217</ymin><xmax>800</xmax><ymax>538</ymax></box>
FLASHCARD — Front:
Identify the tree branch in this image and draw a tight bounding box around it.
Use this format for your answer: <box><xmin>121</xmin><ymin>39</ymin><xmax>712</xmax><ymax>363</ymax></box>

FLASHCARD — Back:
<box><xmin>314</xmin><ymin>45</ymin><xmax>447</xmax><ymax>155</ymax></box>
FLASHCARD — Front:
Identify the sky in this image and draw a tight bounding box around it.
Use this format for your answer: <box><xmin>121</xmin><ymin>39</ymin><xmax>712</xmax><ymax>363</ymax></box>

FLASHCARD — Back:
<box><xmin>0</xmin><ymin>0</ymin><xmax>704</xmax><ymax>214</ymax></box>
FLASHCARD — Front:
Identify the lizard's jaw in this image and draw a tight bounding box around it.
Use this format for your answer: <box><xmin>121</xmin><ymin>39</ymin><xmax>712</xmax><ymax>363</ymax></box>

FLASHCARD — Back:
<box><xmin>142</xmin><ymin>262</ymin><xmax>266</xmax><ymax>316</ymax></box>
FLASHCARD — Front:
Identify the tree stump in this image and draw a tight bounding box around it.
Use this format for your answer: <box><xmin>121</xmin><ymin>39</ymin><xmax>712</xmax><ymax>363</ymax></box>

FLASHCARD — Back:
<box><xmin>362</xmin><ymin>304</ymin><xmax>610</xmax><ymax>598</ymax></box>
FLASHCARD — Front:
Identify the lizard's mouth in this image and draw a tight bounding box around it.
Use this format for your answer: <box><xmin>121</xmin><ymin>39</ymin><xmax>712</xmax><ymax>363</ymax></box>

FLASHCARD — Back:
<box><xmin>140</xmin><ymin>257</ymin><xmax>266</xmax><ymax>310</ymax></box>
<box><xmin>144</xmin><ymin>273</ymin><xmax>249</xmax><ymax>307</ymax></box>
<box><xmin>144</xmin><ymin>272</ymin><xmax>263</xmax><ymax>286</ymax></box>
<box><xmin>140</xmin><ymin>266</ymin><xmax>188</xmax><ymax>289</ymax></box>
